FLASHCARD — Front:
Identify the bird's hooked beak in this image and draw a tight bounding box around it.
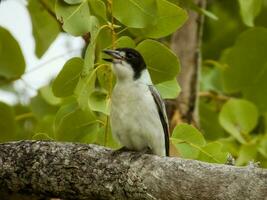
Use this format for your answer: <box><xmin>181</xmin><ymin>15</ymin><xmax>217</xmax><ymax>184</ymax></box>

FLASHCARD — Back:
<box><xmin>103</xmin><ymin>49</ymin><xmax>124</xmax><ymax>62</ymax></box>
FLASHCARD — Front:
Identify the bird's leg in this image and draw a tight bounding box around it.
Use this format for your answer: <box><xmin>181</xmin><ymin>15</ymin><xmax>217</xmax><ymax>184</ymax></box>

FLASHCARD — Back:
<box><xmin>111</xmin><ymin>146</ymin><xmax>131</xmax><ymax>156</ymax></box>
<box><xmin>140</xmin><ymin>146</ymin><xmax>153</xmax><ymax>155</ymax></box>
<box><xmin>130</xmin><ymin>147</ymin><xmax>153</xmax><ymax>161</ymax></box>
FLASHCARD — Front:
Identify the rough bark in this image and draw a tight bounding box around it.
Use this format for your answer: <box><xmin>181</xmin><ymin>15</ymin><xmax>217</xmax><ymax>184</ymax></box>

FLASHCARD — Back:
<box><xmin>0</xmin><ymin>141</ymin><xmax>267</xmax><ymax>200</ymax></box>
<box><xmin>168</xmin><ymin>0</ymin><xmax>206</xmax><ymax>128</ymax></box>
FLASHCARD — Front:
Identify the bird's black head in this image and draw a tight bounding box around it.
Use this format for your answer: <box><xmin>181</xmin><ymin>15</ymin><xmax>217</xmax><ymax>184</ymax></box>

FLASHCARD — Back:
<box><xmin>103</xmin><ymin>48</ymin><xmax>146</xmax><ymax>79</ymax></box>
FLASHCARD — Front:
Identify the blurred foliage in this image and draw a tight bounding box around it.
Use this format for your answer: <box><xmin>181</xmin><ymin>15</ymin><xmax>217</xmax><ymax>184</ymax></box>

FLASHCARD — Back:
<box><xmin>196</xmin><ymin>0</ymin><xmax>267</xmax><ymax>167</ymax></box>
<box><xmin>0</xmin><ymin>0</ymin><xmax>267</xmax><ymax>168</ymax></box>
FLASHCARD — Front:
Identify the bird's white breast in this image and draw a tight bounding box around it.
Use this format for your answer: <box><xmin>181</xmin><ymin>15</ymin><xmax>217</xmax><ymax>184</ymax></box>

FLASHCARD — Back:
<box><xmin>110</xmin><ymin>80</ymin><xmax>166</xmax><ymax>156</ymax></box>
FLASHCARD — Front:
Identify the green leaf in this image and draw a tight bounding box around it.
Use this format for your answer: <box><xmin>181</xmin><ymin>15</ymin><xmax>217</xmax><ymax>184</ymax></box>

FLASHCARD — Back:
<box><xmin>219</xmin><ymin>137</ymin><xmax>240</xmax><ymax>157</ymax></box>
<box><xmin>221</xmin><ymin>27</ymin><xmax>267</xmax><ymax>112</ymax></box>
<box><xmin>0</xmin><ymin>102</ymin><xmax>16</xmax><ymax>142</ymax></box>
<box><xmin>28</xmin><ymin>0</ymin><xmax>60</xmax><ymax>58</ymax></box>
<box><xmin>83</xmin><ymin>16</ymin><xmax>100</xmax><ymax>72</ymax></box>
<box><xmin>137</xmin><ymin>39</ymin><xmax>180</xmax><ymax>84</ymax></box>
<box><xmin>199</xmin><ymin>99</ymin><xmax>226</xmax><ymax>141</ymax></box>
<box><xmin>75</xmin><ymin>70</ymin><xmax>97</xmax><ymax>110</ymax></box>
<box><xmin>0</xmin><ymin>27</ymin><xmax>25</xmax><ymax>82</ymax></box>
<box><xmin>258</xmin><ymin>134</ymin><xmax>267</xmax><ymax>158</ymax></box>
<box><xmin>171</xmin><ymin>124</ymin><xmax>206</xmax><ymax>159</ymax></box>
<box><xmin>236</xmin><ymin>143</ymin><xmax>258</xmax><ymax>165</ymax></box>
<box><xmin>34</xmin><ymin>115</ymin><xmax>55</xmax><ymax>139</ymax></box>
<box><xmin>88</xmin><ymin>0</ymin><xmax>107</xmax><ymax>20</ymax></box>
<box><xmin>96</xmin><ymin>64</ymin><xmax>115</xmax><ymax>92</ymax></box>
<box><xmin>13</xmin><ymin>105</ymin><xmax>35</xmax><ymax>140</ymax></box>
<box><xmin>30</xmin><ymin>92</ymin><xmax>59</xmax><ymax>119</ymax></box>
<box><xmin>200</xmin><ymin>64</ymin><xmax>223</xmax><ymax>93</ymax></box>
<box><xmin>95</xmin><ymin>126</ymin><xmax>121</xmax><ymax>149</ymax></box>
<box><xmin>75</xmin><ymin>19</ymin><xmax>101</xmax><ymax>110</ymax></box>
<box><xmin>64</xmin><ymin>0</ymin><xmax>83</xmax><ymax>4</ymax></box>
<box><xmin>52</xmin><ymin>57</ymin><xmax>83</xmax><ymax>97</ymax></box>
<box><xmin>131</xmin><ymin>0</ymin><xmax>187</xmax><ymax>38</ymax></box>
<box><xmin>88</xmin><ymin>91</ymin><xmax>110</xmax><ymax>115</ymax></box>
<box><xmin>55</xmin><ymin>0</ymin><xmax>91</xmax><ymax>36</ymax></box>
<box><xmin>155</xmin><ymin>78</ymin><xmax>180</xmax><ymax>99</ymax></box>
<box><xmin>113</xmin><ymin>0</ymin><xmax>157</xmax><ymax>28</ymax></box>
<box><xmin>219</xmin><ymin>99</ymin><xmax>258</xmax><ymax>144</ymax></box>
<box><xmin>115</xmin><ymin>36</ymin><xmax>136</xmax><ymax>48</ymax></box>
<box><xmin>96</xmin><ymin>26</ymin><xmax>113</xmax><ymax>50</ymax></box>
<box><xmin>32</xmin><ymin>132</ymin><xmax>53</xmax><ymax>140</ymax></box>
<box><xmin>238</xmin><ymin>0</ymin><xmax>263</xmax><ymax>27</ymax></box>
<box><xmin>40</xmin><ymin>85</ymin><xmax>62</xmax><ymax>105</ymax></box>
<box><xmin>55</xmin><ymin>101</ymin><xmax>99</xmax><ymax>142</ymax></box>
<box><xmin>202</xmin><ymin>0</ymin><xmax>244</xmax><ymax>60</ymax></box>
<box><xmin>198</xmin><ymin>142</ymin><xmax>228</xmax><ymax>164</ymax></box>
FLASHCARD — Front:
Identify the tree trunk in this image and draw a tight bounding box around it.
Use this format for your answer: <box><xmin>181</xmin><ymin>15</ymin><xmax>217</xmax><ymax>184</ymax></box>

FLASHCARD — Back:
<box><xmin>168</xmin><ymin>0</ymin><xmax>206</xmax><ymax>129</ymax></box>
<box><xmin>0</xmin><ymin>141</ymin><xmax>267</xmax><ymax>200</ymax></box>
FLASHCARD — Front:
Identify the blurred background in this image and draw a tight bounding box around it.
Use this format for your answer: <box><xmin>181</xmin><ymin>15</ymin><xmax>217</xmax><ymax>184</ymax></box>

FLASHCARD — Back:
<box><xmin>0</xmin><ymin>0</ymin><xmax>84</xmax><ymax>103</ymax></box>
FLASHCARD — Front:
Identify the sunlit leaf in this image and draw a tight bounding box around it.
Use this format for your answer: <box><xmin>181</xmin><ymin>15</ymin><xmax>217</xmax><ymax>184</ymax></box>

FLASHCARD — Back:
<box><xmin>219</xmin><ymin>99</ymin><xmax>258</xmax><ymax>144</ymax></box>
<box><xmin>55</xmin><ymin>101</ymin><xmax>99</xmax><ymax>142</ymax></box>
<box><xmin>0</xmin><ymin>27</ymin><xmax>25</xmax><ymax>82</ymax></box>
<box><xmin>137</xmin><ymin>39</ymin><xmax>180</xmax><ymax>84</ymax></box>
<box><xmin>219</xmin><ymin>137</ymin><xmax>240</xmax><ymax>157</ymax></box>
<box><xmin>96</xmin><ymin>64</ymin><xmax>115</xmax><ymax>92</ymax></box>
<box><xmin>258</xmin><ymin>134</ymin><xmax>267</xmax><ymax>158</ymax></box>
<box><xmin>40</xmin><ymin>85</ymin><xmax>62</xmax><ymax>106</ymax></box>
<box><xmin>131</xmin><ymin>0</ymin><xmax>187</xmax><ymax>38</ymax></box>
<box><xmin>113</xmin><ymin>0</ymin><xmax>157</xmax><ymax>28</ymax></box>
<box><xmin>88</xmin><ymin>91</ymin><xmax>110</xmax><ymax>115</ymax></box>
<box><xmin>171</xmin><ymin>124</ymin><xmax>206</xmax><ymax>159</ymax></box>
<box><xmin>155</xmin><ymin>78</ymin><xmax>180</xmax><ymax>99</ymax></box>
<box><xmin>52</xmin><ymin>57</ymin><xmax>84</xmax><ymax>97</ymax></box>
<box><xmin>83</xmin><ymin>16</ymin><xmax>100</xmax><ymax>72</ymax></box>
<box><xmin>75</xmin><ymin>70</ymin><xmax>97</xmax><ymax>110</ymax></box>
<box><xmin>115</xmin><ymin>36</ymin><xmax>136</xmax><ymax>48</ymax></box>
<box><xmin>28</xmin><ymin>0</ymin><xmax>60</xmax><ymax>58</ymax></box>
<box><xmin>198</xmin><ymin>142</ymin><xmax>228</xmax><ymax>164</ymax></box>
<box><xmin>238</xmin><ymin>0</ymin><xmax>263</xmax><ymax>27</ymax></box>
<box><xmin>88</xmin><ymin>0</ymin><xmax>107</xmax><ymax>20</ymax></box>
<box><xmin>236</xmin><ymin>143</ymin><xmax>258</xmax><ymax>165</ymax></box>
<box><xmin>55</xmin><ymin>0</ymin><xmax>91</xmax><ymax>36</ymax></box>
<box><xmin>64</xmin><ymin>0</ymin><xmax>83</xmax><ymax>4</ymax></box>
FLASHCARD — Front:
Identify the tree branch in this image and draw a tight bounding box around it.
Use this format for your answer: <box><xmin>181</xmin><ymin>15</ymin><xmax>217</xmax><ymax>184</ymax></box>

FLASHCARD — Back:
<box><xmin>0</xmin><ymin>141</ymin><xmax>267</xmax><ymax>200</ymax></box>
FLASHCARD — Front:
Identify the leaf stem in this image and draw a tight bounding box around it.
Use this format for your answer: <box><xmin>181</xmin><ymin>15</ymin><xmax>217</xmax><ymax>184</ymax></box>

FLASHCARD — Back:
<box><xmin>107</xmin><ymin>0</ymin><xmax>116</xmax><ymax>49</ymax></box>
<box><xmin>198</xmin><ymin>91</ymin><xmax>230</xmax><ymax>101</ymax></box>
<box><xmin>15</xmin><ymin>112</ymin><xmax>34</xmax><ymax>121</ymax></box>
<box><xmin>104</xmin><ymin>115</ymin><xmax>109</xmax><ymax>146</ymax></box>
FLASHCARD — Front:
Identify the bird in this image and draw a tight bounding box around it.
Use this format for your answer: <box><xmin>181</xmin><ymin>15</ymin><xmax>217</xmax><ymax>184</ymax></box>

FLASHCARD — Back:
<box><xmin>103</xmin><ymin>48</ymin><xmax>169</xmax><ymax>156</ymax></box>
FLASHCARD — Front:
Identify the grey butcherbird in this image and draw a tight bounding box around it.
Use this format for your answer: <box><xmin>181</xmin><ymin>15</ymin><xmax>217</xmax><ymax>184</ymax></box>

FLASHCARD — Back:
<box><xmin>103</xmin><ymin>48</ymin><xmax>169</xmax><ymax>156</ymax></box>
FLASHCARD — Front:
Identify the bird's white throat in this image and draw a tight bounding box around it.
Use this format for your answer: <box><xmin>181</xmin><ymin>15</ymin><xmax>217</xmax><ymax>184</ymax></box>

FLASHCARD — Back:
<box><xmin>113</xmin><ymin>61</ymin><xmax>152</xmax><ymax>85</ymax></box>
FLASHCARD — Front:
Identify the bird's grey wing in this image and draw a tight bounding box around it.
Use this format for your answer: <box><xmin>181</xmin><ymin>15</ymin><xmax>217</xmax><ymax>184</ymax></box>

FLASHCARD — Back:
<box><xmin>148</xmin><ymin>85</ymin><xmax>169</xmax><ymax>156</ymax></box>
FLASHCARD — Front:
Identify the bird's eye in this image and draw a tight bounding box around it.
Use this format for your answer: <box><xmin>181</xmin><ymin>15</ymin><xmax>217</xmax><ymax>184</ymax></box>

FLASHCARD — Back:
<box><xmin>127</xmin><ymin>53</ymin><xmax>135</xmax><ymax>59</ymax></box>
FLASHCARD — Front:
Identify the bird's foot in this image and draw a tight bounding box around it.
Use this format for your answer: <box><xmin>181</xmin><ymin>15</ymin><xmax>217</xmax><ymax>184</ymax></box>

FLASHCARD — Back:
<box><xmin>111</xmin><ymin>146</ymin><xmax>130</xmax><ymax>157</ymax></box>
<box><xmin>130</xmin><ymin>147</ymin><xmax>152</xmax><ymax>161</ymax></box>
<box><xmin>140</xmin><ymin>147</ymin><xmax>153</xmax><ymax>155</ymax></box>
